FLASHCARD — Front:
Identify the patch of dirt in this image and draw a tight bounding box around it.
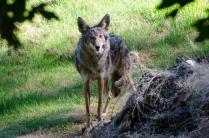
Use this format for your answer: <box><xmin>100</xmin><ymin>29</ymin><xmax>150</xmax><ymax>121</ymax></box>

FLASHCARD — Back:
<box><xmin>60</xmin><ymin>50</ymin><xmax>75</xmax><ymax>61</ymax></box>
<box><xmin>130</xmin><ymin>50</ymin><xmax>152</xmax><ymax>65</ymax></box>
<box><xmin>7</xmin><ymin>48</ymin><xmax>28</xmax><ymax>56</ymax></box>
<box><xmin>44</xmin><ymin>48</ymin><xmax>75</xmax><ymax>61</ymax></box>
<box><xmin>44</xmin><ymin>48</ymin><xmax>61</xmax><ymax>57</ymax></box>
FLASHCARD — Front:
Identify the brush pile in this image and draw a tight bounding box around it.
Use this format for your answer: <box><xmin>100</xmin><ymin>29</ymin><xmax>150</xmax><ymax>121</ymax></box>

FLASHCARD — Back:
<box><xmin>91</xmin><ymin>56</ymin><xmax>209</xmax><ymax>138</ymax></box>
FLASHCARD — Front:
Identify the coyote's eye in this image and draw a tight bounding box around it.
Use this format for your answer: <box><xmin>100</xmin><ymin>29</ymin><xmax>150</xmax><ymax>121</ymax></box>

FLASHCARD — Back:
<box><xmin>99</xmin><ymin>34</ymin><xmax>103</xmax><ymax>38</ymax></box>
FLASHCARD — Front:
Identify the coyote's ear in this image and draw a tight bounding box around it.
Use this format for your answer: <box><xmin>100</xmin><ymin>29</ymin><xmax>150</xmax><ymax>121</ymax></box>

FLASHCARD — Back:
<box><xmin>77</xmin><ymin>17</ymin><xmax>90</xmax><ymax>34</ymax></box>
<box><xmin>97</xmin><ymin>14</ymin><xmax>110</xmax><ymax>30</ymax></box>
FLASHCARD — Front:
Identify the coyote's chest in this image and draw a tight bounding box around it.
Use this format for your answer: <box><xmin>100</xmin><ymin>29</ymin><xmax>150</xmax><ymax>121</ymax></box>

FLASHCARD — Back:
<box><xmin>75</xmin><ymin>47</ymin><xmax>113</xmax><ymax>79</ymax></box>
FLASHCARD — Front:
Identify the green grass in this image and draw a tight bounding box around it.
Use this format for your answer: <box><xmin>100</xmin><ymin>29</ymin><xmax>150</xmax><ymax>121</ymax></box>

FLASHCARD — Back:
<box><xmin>1</xmin><ymin>0</ymin><xmax>209</xmax><ymax>137</ymax></box>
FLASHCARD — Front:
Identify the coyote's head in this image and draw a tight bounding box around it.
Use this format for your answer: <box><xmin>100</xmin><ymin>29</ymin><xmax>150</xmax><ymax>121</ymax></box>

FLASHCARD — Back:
<box><xmin>77</xmin><ymin>14</ymin><xmax>110</xmax><ymax>56</ymax></box>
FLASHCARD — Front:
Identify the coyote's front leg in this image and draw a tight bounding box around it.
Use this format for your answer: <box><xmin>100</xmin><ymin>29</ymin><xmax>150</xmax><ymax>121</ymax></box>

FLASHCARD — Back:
<box><xmin>103</xmin><ymin>79</ymin><xmax>112</xmax><ymax>118</ymax></box>
<box><xmin>98</xmin><ymin>78</ymin><xmax>104</xmax><ymax>122</ymax></box>
<box><xmin>84</xmin><ymin>79</ymin><xmax>91</xmax><ymax>128</ymax></box>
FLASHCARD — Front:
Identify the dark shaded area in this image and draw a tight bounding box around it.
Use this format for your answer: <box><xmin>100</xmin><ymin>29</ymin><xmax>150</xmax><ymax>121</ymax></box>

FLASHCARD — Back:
<box><xmin>157</xmin><ymin>0</ymin><xmax>195</xmax><ymax>16</ymax></box>
<box><xmin>193</xmin><ymin>15</ymin><xmax>209</xmax><ymax>42</ymax></box>
<box><xmin>0</xmin><ymin>82</ymin><xmax>85</xmax><ymax>137</ymax></box>
<box><xmin>0</xmin><ymin>83</ymin><xmax>82</xmax><ymax>115</ymax></box>
<box><xmin>0</xmin><ymin>109</ymin><xmax>85</xmax><ymax>137</ymax></box>
<box><xmin>157</xmin><ymin>0</ymin><xmax>209</xmax><ymax>42</ymax></box>
<box><xmin>91</xmin><ymin>56</ymin><xmax>209</xmax><ymax>137</ymax></box>
<box><xmin>0</xmin><ymin>0</ymin><xmax>58</xmax><ymax>49</ymax></box>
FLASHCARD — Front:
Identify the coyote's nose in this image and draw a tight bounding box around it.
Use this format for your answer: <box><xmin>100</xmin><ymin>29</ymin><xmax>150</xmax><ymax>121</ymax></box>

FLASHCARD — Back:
<box><xmin>95</xmin><ymin>46</ymin><xmax>100</xmax><ymax>51</ymax></box>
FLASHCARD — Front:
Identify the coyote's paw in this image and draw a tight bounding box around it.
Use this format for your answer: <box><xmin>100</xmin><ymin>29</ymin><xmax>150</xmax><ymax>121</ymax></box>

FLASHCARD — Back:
<box><xmin>114</xmin><ymin>78</ymin><xmax>123</xmax><ymax>88</ymax></box>
<box><xmin>101</xmin><ymin>112</ymin><xmax>108</xmax><ymax>118</ymax></box>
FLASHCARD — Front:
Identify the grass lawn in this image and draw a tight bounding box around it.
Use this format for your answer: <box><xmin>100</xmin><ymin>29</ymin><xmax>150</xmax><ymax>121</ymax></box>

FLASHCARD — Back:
<box><xmin>0</xmin><ymin>0</ymin><xmax>209</xmax><ymax>137</ymax></box>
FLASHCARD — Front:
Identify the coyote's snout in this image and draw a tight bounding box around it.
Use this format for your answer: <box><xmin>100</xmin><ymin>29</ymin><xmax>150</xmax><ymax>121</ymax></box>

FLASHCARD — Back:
<box><xmin>75</xmin><ymin>14</ymin><xmax>136</xmax><ymax>132</ymax></box>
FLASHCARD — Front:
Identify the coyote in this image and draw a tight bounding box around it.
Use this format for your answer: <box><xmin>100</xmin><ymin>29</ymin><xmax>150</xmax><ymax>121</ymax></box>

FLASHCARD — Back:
<box><xmin>75</xmin><ymin>14</ymin><xmax>136</xmax><ymax>131</ymax></box>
